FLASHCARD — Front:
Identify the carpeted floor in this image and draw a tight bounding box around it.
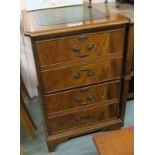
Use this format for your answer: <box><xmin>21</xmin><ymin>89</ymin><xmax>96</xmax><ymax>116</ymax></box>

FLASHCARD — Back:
<box><xmin>21</xmin><ymin>97</ymin><xmax>134</xmax><ymax>155</ymax></box>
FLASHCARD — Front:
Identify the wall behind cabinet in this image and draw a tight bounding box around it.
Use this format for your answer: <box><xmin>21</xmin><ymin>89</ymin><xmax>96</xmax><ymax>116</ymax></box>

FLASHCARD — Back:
<box><xmin>21</xmin><ymin>0</ymin><xmax>38</xmax><ymax>97</ymax></box>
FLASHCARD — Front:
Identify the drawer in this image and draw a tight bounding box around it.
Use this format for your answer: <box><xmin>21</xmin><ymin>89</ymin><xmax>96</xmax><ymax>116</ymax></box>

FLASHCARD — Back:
<box><xmin>41</xmin><ymin>58</ymin><xmax>122</xmax><ymax>92</ymax></box>
<box><xmin>48</xmin><ymin>103</ymin><xmax>118</xmax><ymax>133</ymax></box>
<box><xmin>45</xmin><ymin>80</ymin><xmax>120</xmax><ymax>114</ymax></box>
<box><xmin>35</xmin><ymin>29</ymin><xmax>125</xmax><ymax>66</ymax></box>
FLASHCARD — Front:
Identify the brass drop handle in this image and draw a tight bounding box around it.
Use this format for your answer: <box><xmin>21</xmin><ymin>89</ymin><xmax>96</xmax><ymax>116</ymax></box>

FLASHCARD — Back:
<box><xmin>78</xmin><ymin>52</ymin><xmax>91</xmax><ymax>58</ymax></box>
<box><xmin>76</xmin><ymin>114</ymin><xmax>94</xmax><ymax>122</ymax></box>
<box><xmin>87</xmin><ymin>70</ymin><xmax>95</xmax><ymax>76</ymax></box>
<box><xmin>74</xmin><ymin>69</ymin><xmax>95</xmax><ymax>79</ymax></box>
<box><xmin>73</xmin><ymin>43</ymin><xmax>94</xmax><ymax>58</ymax></box>
<box><xmin>74</xmin><ymin>94</ymin><xmax>95</xmax><ymax>105</ymax></box>
<box><xmin>74</xmin><ymin>96</ymin><xmax>82</xmax><ymax>103</ymax></box>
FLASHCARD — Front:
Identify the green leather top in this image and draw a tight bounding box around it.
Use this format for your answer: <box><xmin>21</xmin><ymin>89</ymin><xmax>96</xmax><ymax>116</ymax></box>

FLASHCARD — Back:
<box><xmin>33</xmin><ymin>5</ymin><xmax>109</xmax><ymax>26</ymax></box>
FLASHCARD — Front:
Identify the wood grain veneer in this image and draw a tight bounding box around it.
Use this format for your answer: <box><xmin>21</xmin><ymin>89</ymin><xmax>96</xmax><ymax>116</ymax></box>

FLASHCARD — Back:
<box><xmin>126</xmin><ymin>24</ymin><xmax>134</xmax><ymax>99</ymax></box>
<box><xmin>45</xmin><ymin>80</ymin><xmax>120</xmax><ymax>114</ymax></box>
<box><xmin>35</xmin><ymin>29</ymin><xmax>125</xmax><ymax>66</ymax></box>
<box><xmin>49</xmin><ymin>103</ymin><xmax>118</xmax><ymax>134</ymax></box>
<box><xmin>41</xmin><ymin>57</ymin><xmax>122</xmax><ymax>93</ymax></box>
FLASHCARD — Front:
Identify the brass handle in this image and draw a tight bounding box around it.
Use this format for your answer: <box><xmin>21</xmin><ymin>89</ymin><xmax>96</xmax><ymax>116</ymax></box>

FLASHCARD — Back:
<box><xmin>78</xmin><ymin>51</ymin><xmax>91</xmax><ymax>58</ymax></box>
<box><xmin>87</xmin><ymin>70</ymin><xmax>95</xmax><ymax>76</ymax></box>
<box><xmin>74</xmin><ymin>69</ymin><xmax>95</xmax><ymax>79</ymax></box>
<box><xmin>74</xmin><ymin>94</ymin><xmax>95</xmax><ymax>105</ymax></box>
<box><xmin>79</xmin><ymin>88</ymin><xmax>88</xmax><ymax>92</ymax></box>
<box><xmin>74</xmin><ymin>96</ymin><xmax>82</xmax><ymax>103</ymax></box>
<box><xmin>73</xmin><ymin>44</ymin><xmax>94</xmax><ymax>58</ymax></box>
<box><xmin>73</xmin><ymin>48</ymin><xmax>90</xmax><ymax>58</ymax></box>
<box><xmin>76</xmin><ymin>114</ymin><xmax>94</xmax><ymax>122</ymax></box>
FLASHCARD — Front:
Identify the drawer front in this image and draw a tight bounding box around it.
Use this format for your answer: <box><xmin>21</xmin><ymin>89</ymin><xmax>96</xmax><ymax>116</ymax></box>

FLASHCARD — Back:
<box><xmin>48</xmin><ymin>103</ymin><xmax>118</xmax><ymax>133</ymax></box>
<box><xmin>36</xmin><ymin>30</ymin><xmax>124</xmax><ymax>66</ymax></box>
<box><xmin>41</xmin><ymin>58</ymin><xmax>122</xmax><ymax>92</ymax></box>
<box><xmin>45</xmin><ymin>81</ymin><xmax>120</xmax><ymax>114</ymax></box>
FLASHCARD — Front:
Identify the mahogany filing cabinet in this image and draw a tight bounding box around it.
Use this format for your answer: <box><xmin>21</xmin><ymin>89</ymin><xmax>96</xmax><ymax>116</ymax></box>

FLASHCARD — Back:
<box><xmin>22</xmin><ymin>4</ymin><xmax>131</xmax><ymax>151</ymax></box>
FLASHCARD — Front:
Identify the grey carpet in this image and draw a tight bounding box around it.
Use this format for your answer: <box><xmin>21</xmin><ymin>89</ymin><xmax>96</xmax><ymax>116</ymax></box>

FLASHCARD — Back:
<box><xmin>21</xmin><ymin>97</ymin><xmax>134</xmax><ymax>155</ymax></box>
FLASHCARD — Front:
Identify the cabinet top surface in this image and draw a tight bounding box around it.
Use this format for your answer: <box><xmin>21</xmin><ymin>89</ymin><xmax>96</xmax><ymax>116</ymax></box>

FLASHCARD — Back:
<box><xmin>22</xmin><ymin>3</ymin><xmax>130</xmax><ymax>37</ymax></box>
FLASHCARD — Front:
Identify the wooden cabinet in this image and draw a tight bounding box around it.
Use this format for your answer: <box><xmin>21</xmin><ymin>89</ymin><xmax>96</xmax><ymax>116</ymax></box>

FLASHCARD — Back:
<box><xmin>126</xmin><ymin>24</ymin><xmax>134</xmax><ymax>99</ymax></box>
<box><xmin>22</xmin><ymin>4</ymin><xmax>131</xmax><ymax>152</ymax></box>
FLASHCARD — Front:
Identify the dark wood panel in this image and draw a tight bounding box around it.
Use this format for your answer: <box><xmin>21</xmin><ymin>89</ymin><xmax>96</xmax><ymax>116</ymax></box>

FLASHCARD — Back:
<box><xmin>124</xmin><ymin>24</ymin><xmax>134</xmax><ymax>75</ymax></box>
<box><xmin>49</xmin><ymin>103</ymin><xmax>118</xmax><ymax>134</ymax></box>
<box><xmin>41</xmin><ymin>58</ymin><xmax>123</xmax><ymax>93</ymax></box>
<box><xmin>124</xmin><ymin>24</ymin><xmax>134</xmax><ymax>99</ymax></box>
<box><xmin>128</xmin><ymin>76</ymin><xmax>134</xmax><ymax>99</ymax></box>
<box><xmin>45</xmin><ymin>80</ymin><xmax>120</xmax><ymax>114</ymax></box>
<box><xmin>36</xmin><ymin>29</ymin><xmax>124</xmax><ymax>66</ymax></box>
